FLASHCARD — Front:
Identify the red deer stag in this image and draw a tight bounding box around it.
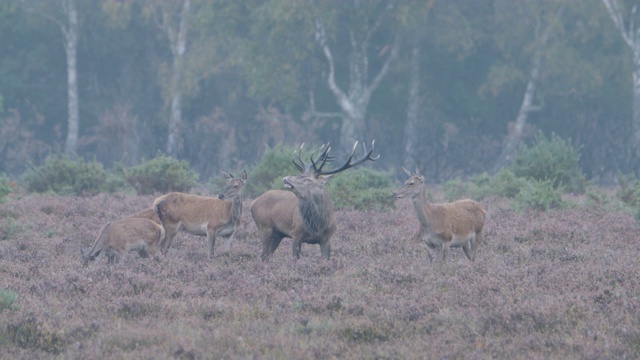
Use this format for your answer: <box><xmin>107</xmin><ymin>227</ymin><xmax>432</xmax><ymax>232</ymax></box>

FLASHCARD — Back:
<box><xmin>81</xmin><ymin>217</ymin><xmax>165</xmax><ymax>267</ymax></box>
<box><xmin>153</xmin><ymin>170</ymin><xmax>247</xmax><ymax>258</ymax></box>
<box><xmin>391</xmin><ymin>167</ymin><xmax>486</xmax><ymax>263</ymax></box>
<box><xmin>251</xmin><ymin>141</ymin><xmax>379</xmax><ymax>261</ymax></box>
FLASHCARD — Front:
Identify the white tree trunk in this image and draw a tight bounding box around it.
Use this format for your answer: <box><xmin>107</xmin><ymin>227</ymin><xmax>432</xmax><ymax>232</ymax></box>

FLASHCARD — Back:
<box><xmin>313</xmin><ymin>8</ymin><xmax>398</xmax><ymax>152</ymax></box>
<box><xmin>62</xmin><ymin>0</ymin><xmax>79</xmax><ymax>156</ymax></box>
<box><xmin>633</xmin><ymin>56</ymin><xmax>640</xmax><ymax>158</ymax></box>
<box><xmin>403</xmin><ymin>42</ymin><xmax>420</xmax><ymax>173</ymax></box>
<box><xmin>493</xmin><ymin>52</ymin><xmax>542</xmax><ymax>170</ymax></box>
<box><xmin>493</xmin><ymin>6</ymin><xmax>564</xmax><ymax>171</ymax></box>
<box><xmin>602</xmin><ymin>0</ymin><xmax>640</xmax><ymax>164</ymax></box>
<box><xmin>164</xmin><ymin>0</ymin><xmax>191</xmax><ymax>157</ymax></box>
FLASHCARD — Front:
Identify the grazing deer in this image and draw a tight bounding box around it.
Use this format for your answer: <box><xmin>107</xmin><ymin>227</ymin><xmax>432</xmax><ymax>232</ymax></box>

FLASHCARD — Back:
<box><xmin>251</xmin><ymin>141</ymin><xmax>379</xmax><ymax>261</ymax></box>
<box><xmin>81</xmin><ymin>217</ymin><xmax>165</xmax><ymax>267</ymax></box>
<box><xmin>391</xmin><ymin>167</ymin><xmax>486</xmax><ymax>263</ymax></box>
<box><xmin>153</xmin><ymin>170</ymin><xmax>247</xmax><ymax>258</ymax></box>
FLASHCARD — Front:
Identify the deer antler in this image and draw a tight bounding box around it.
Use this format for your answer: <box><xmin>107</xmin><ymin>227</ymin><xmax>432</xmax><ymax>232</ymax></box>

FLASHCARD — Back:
<box><xmin>292</xmin><ymin>144</ymin><xmax>306</xmax><ymax>173</ymax></box>
<box><xmin>316</xmin><ymin>140</ymin><xmax>379</xmax><ymax>176</ymax></box>
<box><xmin>292</xmin><ymin>143</ymin><xmax>334</xmax><ymax>174</ymax></box>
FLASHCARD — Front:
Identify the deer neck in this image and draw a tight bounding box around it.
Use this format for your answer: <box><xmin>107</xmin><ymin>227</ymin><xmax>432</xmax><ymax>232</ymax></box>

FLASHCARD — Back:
<box><xmin>412</xmin><ymin>185</ymin><xmax>433</xmax><ymax>228</ymax></box>
<box><xmin>298</xmin><ymin>189</ymin><xmax>333</xmax><ymax>235</ymax></box>
<box><xmin>230</xmin><ymin>195</ymin><xmax>242</xmax><ymax>224</ymax></box>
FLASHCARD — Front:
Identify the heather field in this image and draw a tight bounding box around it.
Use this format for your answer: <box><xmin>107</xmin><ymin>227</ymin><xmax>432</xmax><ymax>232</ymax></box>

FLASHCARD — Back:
<box><xmin>0</xmin><ymin>191</ymin><xmax>639</xmax><ymax>359</ymax></box>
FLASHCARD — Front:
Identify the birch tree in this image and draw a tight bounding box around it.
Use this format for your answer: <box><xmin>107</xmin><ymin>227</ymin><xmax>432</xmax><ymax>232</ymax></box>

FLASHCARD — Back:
<box><xmin>398</xmin><ymin>1</ymin><xmax>434</xmax><ymax>173</ymax></box>
<box><xmin>602</xmin><ymin>0</ymin><xmax>640</xmax><ymax>163</ymax></box>
<box><xmin>21</xmin><ymin>0</ymin><xmax>79</xmax><ymax>155</ymax></box>
<box><xmin>145</xmin><ymin>0</ymin><xmax>192</xmax><ymax>158</ymax></box>
<box><xmin>312</xmin><ymin>1</ymin><xmax>400</xmax><ymax>152</ymax></box>
<box><xmin>492</xmin><ymin>2</ymin><xmax>565</xmax><ymax>171</ymax></box>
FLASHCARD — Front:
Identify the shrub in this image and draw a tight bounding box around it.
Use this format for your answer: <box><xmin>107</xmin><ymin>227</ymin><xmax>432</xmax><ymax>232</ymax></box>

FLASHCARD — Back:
<box><xmin>6</xmin><ymin>316</ymin><xmax>67</xmax><ymax>354</ymax></box>
<box><xmin>326</xmin><ymin>167</ymin><xmax>395</xmax><ymax>211</ymax></box>
<box><xmin>513</xmin><ymin>179</ymin><xmax>565</xmax><ymax>212</ymax></box>
<box><xmin>0</xmin><ymin>173</ymin><xmax>11</xmax><ymax>204</ymax></box>
<box><xmin>22</xmin><ymin>155</ymin><xmax>112</xmax><ymax>196</ymax></box>
<box><xmin>442</xmin><ymin>178</ymin><xmax>470</xmax><ymax>202</ymax></box>
<box><xmin>120</xmin><ymin>153</ymin><xmax>198</xmax><ymax>195</ymax></box>
<box><xmin>443</xmin><ymin>169</ymin><xmax>528</xmax><ymax>201</ymax></box>
<box><xmin>0</xmin><ymin>288</ymin><xmax>18</xmax><ymax>314</ymax></box>
<box><xmin>510</xmin><ymin>132</ymin><xmax>587</xmax><ymax>194</ymax></box>
<box><xmin>0</xmin><ymin>216</ymin><xmax>29</xmax><ymax>240</ymax></box>
<box><xmin>616</xmin><ymin>173</ymin><xmax>640</xmax><ymax>224</ymax></box>
<box><xmin>244</xmin><ymin>144</ymin><xmax>301</xmax><ymax>197</ymax></box>
<box><xmin>616</xmin><ymin>173</ymin><xmax>640</xmax><ymax>207</ymax></box>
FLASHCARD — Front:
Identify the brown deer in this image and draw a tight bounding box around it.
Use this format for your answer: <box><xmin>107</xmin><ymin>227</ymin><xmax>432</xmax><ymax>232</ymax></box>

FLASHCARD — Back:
<box><xmin>251</xmin><ymin>141</ymin><xmax>379</xmax><ymax>261</ymax></box>
<box><xmin>81</xmin><ymin>217</ymin><xmax>165</xmax><ymax>267</ymax></box>
<box><xmin>391</xmin><ymin>167</ymin><xmax>486</xmax><ymax>263</ymax></box>
<box><xmin>153</xmin><ymin>170</ymin><xmax>247</xmax><ymax>258</ymax></box>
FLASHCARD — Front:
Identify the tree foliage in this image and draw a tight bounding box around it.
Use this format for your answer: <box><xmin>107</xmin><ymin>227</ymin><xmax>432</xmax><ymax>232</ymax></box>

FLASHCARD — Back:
<box><xmin>0</xmin><ymin>0</ymin><xmax>636</xmax><ymax>185</ymax></box>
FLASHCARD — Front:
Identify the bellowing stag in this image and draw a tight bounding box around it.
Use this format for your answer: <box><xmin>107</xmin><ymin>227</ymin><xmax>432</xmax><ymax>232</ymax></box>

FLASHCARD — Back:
<box><xmin>153</xmin><ymin>170</ymin><xmax>247</xmax><ymax>258</ymax></box>
<box><xmin>251</xmin><ymin>141</ymin><xmax>379</xmax><ymax>261</ymax></box>
<box><xmin>391</xmin><ymin>167</ymin><xmax>486</xmax><ymax>263</ymax></box>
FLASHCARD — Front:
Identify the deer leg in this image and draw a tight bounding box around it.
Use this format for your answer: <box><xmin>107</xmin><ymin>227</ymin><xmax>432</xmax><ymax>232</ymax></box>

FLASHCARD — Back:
<box><xmin>462</xmin><ymin>240</ymin><xmax>473</xmax><ymax>262</ymax></box>
<box><xmin>320</xmin><ymin>242</ymin><xmax>331</xmax><ymax>260</ymax></box>
<box><xmin>292</xmin><ymin>238</ymin><xmax>303</xmax><ymax>259</ymax></box>
<box><xmin>223</xmin><ymin>230</ymin><xmax>236</xmax><ymax>252</ymax></box>
<box><xmin>207</xmin><ymin>230</ymin><xmax>217</xmax><ymax>259</ymax></box>
<box><xmin>138</xmin><ymin>247</ymin><xmax>149</xmax><ymax>258</ymax></box>
<box><xmin>160</xmin><ymin>224</ymin><xmax>179</xmax><ymax>254</ymax></box>
<box><xmin>423</xmin><ymin>236</ymin><xmax>435</xmax><ymax>263</ymax></box>
<box><xmin>260</xmin><ymin>230</ymin><xmax>283</xmax><ymax>261</ymax></box>
<box><xmin>107</xmin><ymin>252</ymin><xmax>116</xmax><ymax>264</ymax></box>
<box><xmin>471</xmin><ymin>231</ymin><xmax>481</xmax><ymax>261</ymax></box>
<box><xmin>442</xmin><ymin>241</ymin><xmax>451</xmax><ymax>262</ymax></box>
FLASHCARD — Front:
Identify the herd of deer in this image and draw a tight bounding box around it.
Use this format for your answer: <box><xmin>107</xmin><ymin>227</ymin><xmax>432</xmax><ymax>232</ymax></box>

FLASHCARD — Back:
<box><xmin>81</xmin><ymin>141</ymin><xmax>486</xmax><ymax>266</ymax></box>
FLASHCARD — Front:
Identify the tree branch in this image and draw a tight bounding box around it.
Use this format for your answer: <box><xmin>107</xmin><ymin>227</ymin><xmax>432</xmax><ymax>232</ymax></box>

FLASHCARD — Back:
<box><xmin>314</xmin><ymin>17</ymin><xmax>353</xmax><ymax>114</ymax></box>
<box><xmin>602</xmin><ymin>0</ymin><xmax>634</xmax><ymax>48</ymax></box>
<box><xmin>364</xmin><ymin>34</ymin><xmax>400</xmax><ymax>102</ymax></box>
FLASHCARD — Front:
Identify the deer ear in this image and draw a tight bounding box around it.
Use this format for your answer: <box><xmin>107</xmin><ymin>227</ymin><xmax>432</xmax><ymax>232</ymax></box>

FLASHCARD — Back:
<box><xmin>402</xmin><ymin>166</ymin><xmax>412</xmax><ymax>177</ymax></box>
<box><xmin>241</xmin><ymin>170</ymin><xmax>248</xmax><ymax>181</ymax></box>
<box><xmin>222</xmin><ymin>169</ymin><xmax>233</xmax><ymax>179</ymax></box>
<box><xmin>415</xmin><ymin>167</ymin><xmax>422</xmax><ymax>177</ymax></box>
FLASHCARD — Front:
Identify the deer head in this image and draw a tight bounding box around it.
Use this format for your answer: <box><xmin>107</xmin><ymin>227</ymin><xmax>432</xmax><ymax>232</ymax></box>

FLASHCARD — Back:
<box><xmin>283</xmin><ymin>140</ymin><xmax>380</xmax><ymax>199</ymax></box>
<box><xmin>391</xmin><ymin>167</ymin><xmax>425</xmax><ymax>199</ymax></box>
<box><xmin>218</xmin><ymin>169</ymin><xmax>248</xmax><ymax>200</ymax></box>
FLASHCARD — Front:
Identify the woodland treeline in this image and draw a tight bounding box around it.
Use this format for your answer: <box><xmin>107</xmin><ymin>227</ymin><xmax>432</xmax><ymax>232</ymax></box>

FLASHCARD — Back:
<box><xmin>0</xmin><ymin>0</ymin><xmax>638</xmax><ymax>184</ymax></box>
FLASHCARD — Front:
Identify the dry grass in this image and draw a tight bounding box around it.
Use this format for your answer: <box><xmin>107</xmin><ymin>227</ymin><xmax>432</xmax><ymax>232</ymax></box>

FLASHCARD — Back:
<box><xmin>0</xmin><ymin>191</ymin><xmax>639</xmax><ymax>359</ymax></box>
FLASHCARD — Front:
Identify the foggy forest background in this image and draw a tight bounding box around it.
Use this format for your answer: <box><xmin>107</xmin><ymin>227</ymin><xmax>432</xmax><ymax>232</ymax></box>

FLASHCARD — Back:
<box><xmin>1</xmin><ymin>0</ymin><xmax>638</xmax><ymax>185</ymax></box>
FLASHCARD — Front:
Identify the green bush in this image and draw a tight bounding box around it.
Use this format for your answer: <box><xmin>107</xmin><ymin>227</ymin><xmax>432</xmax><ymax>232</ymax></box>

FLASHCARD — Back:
<box><xmin>120</xmin><ymin>153</ymin><xmax>198</xmax><ymax>195</ymax></box>
<box><xmin>0</xmin><ymin>288</ymin><xmax>18</xmax><ymax>314</ymax></box>
<box><xmin>443</xmin><ymin>169</ymin><xmax>528</xmax><ymax>201</ymax></box>
<box><xmin>326</xmin><ymin>167</ymin><xmax>395</xmax><ymax>211</ymax></box>
<box><xmin>513</xmin><ymin>179</ymin><xmax>565</xmax><ymax>212</ymax></box>
<box><xmin>245</xmin><ymin>144</ymin><xmax>301</xmax><ymax>197</ymax></box>
<box><xmin>510</xmin><ymin>132</ymin><xmax>587</xmax><ymax>194</ymax></box>
<box><xmin>22</xmin><ymin>155</ymin><xmax>113</xmax><ymax>196</ymax></box>
<box><xmin>0</xmin><ymin>216</ymin><xmax>29</xmax><ymax>240</ymax></box>
<box><xmin>615</xmin><ymin>174</ymin><xmax>640</xmax><ymax>223</ymax></box>
<box><xmin>442</xmin><ymin>178</ymin><xmax>470</xmax><ymax>202</ymax></box>
<box><xmin>616</xmin><ymin>173</ymin><xmax>640</xmax><ymax>207</ymax></box>
<box><xmin>0</xmin><ymin>173</ymin><xmax>11</xmax><ymax>204</ymax></box>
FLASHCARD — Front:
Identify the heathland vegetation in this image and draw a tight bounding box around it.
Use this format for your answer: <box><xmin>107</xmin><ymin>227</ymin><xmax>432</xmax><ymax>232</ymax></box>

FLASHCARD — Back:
<box><xmin>0</xmin><ymin>138</ymin><xmax>639</xmax><ymax>358</ymax></box>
